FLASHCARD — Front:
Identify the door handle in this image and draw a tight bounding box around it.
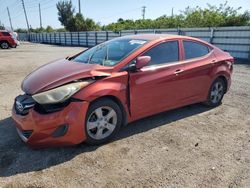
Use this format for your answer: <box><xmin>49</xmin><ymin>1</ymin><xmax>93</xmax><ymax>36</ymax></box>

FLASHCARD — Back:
<box><xmin>211</xmin><ymin>59</ymin><xmax>217</xmax><ymax>66</ymax></box>
<box><xmin>174</xmin><ymin>69</ymin><xmax>184</xmax><ymax>75</ymax></box>
<box><xmin>211</xmin><ymin>59</ymin><xmax>216</xmax><ymax>63</ymax></box>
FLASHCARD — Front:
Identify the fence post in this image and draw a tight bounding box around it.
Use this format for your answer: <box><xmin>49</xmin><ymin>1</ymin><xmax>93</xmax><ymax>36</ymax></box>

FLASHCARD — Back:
<box><xmin>249</xmin><ymin>32</ymin><xmax>250</xmax><ymax>60</ymax></box>
<box><xmin>210</xmin><ymin>28</ymin><xmax>214</xmax><ymax>44</ymax></box>
<box><xmin>64</xmin><ymin>32</ymin><xmax>66</xmax><ymax>45</ymax></box>
<box><xmin>59</xmin><ymin>32</ymin><xmax>61</xmax><ymax>45</ymax></box>
<box><xmin>177</xmin><ymin>28</ymin><xmax>183</xmax><ymax>35</ymax></box>
<box><xmin>70</xmin><ymin>32</ymin><xmax>73</xmax><ymax>45</ymax></box>
<box><xmin>86</xmin><ymin>32</ymin><xmax>88</xmax><ymax>47</ymax></box>
<box><xmin>78</xmin><ymin>32</ymin><xmax>80</xmax><ymax>46</ymax></box>
<box><xmin>49</xmin><ymin>33</ymin><xmax>51</xmax><ymax>44</ymax></box>
<box><xmin>106</xmin><ymin>31</ymin><xmax>108</xmax><ymax>41</ymax></box>
<box><xmin>177</xmin><ymin>28</ymin><xmax>180</xmax><ymax>35</ymax></box>
<box><xmin>95</xmin><ymin>31</ymin><xmax>97</xmax><ymax>45</ymax></box>
<box><xmin>248</xmin><ymin>48</ymin><xmax>250</xmax><ymax>60</ymax></box>
<box><xmin>54</xmin><ymin>32</ymin><xmax>56</xmax><ymax>44</ymax></box>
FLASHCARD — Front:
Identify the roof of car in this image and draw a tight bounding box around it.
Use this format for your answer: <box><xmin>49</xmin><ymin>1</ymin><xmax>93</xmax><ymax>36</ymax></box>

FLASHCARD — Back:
<box><xmin>120</xmin><ymin>34</ymin><xmax>190</xmax><ymax>41</ymax></box>
<box><xmin>0</xmin><ymin>30</ymin><xmax>10</xmax><ymax>33</ymax></box>
<box><xmin>119</xmin><ymin>34</ymin><xmax>212</xmax><ymax>47</ymax></box>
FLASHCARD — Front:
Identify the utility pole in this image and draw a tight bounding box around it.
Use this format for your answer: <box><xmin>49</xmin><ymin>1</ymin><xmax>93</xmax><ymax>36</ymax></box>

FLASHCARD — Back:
<box><xmin>171</xmin><ymin>7</ymin><xmax>174</xmax><ymax>17</ymax></box>
<box><xmin>78</xmin><ymin>0</ymin><xmax>81</xmax><ymax>14</ymax></box>
<box><xmin>21</xmin><ymin>0</ymin><xmax>30</xmax><ymax>32</ymax></box>
<box><xmin>142</xmin><ymin>6</ymin><xmax>146</xmax><ymax>19</ymax></box>
<box><xmin>39</xmin><ymin>3</ymin><xmax>42</xmax><ymax>28</ymax></box>
<box><xmin>7</xmin><ymin>7</ymin><xmax>13</xmax><ymax>31</ymax></box>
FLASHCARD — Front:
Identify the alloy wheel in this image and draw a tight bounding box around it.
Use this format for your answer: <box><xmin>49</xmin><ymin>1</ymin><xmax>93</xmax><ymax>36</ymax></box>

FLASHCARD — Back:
<box><xmin>87</xmin><ymin>106</ymin><xmax>117</xmax><ymax>140</ymax></box>
<box><xmin>210</xmin><ymin>81</ymin><xmax>224</xmax><ymax>104</ymax></box>
<box><xmin>1</xmin><ymin>42</ymin><xmax>9</xmax><ymax>49</ymax></box>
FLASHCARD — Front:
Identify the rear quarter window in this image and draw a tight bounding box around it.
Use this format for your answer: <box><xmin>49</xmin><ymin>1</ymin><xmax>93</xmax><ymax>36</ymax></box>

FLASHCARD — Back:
<box><xmin>183</xmin><ymin>41</ymin><xmax>210</xmax><ymax>60</ymax></box>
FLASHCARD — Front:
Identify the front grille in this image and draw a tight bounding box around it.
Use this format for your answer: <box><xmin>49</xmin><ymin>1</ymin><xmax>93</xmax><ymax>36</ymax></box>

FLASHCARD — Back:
<box><xmin>34</xmin><ymin>100</ymin><xmax>70</xmax><ymax>114</ymax></box>
<box><xmin>15</xmin><ymin>94</ymin><xmax>35</xmax><ymax>116</ymax></box>
<box><xmin>22</xmin><ymin>130</ymin><xmax>33</xmax><ymax>139</ymax></box>
<box><xmin>16</xmin><ymin>128</ymin><xmax>33</xmax><ymax>142</ymax></box>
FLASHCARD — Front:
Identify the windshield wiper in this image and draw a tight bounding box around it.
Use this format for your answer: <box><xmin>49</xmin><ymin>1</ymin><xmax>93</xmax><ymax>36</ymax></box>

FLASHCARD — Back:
<box><xmin>87</xmin><ymin>44</ymin><xmax>106</xmax><ymax>65</ymax></box>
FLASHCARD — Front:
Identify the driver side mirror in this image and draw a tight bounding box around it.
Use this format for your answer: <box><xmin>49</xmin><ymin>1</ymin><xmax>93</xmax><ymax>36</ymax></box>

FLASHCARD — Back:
<box><xmin>123</xmin><ymin>56</ymin><xmax>151</xmax><ymax>72</ymax></box>
<box><xmin>135</xmin><ymin>56</ymin><xmax>151</xmax><ymax>69</ymax></box>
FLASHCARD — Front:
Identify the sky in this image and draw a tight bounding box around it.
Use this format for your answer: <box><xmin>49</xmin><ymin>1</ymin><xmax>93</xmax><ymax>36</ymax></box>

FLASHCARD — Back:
<box><xmin>0</xmin><ymin>0</ymin><xmax>249</xmax><ymax>30</ymax></box>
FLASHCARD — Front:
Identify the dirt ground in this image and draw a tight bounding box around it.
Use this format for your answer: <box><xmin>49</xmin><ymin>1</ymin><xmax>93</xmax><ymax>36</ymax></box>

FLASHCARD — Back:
<box><xmin>0</xmin><ymin>43</ymin><xmax>250</xmax><ymax>188</ymax></box>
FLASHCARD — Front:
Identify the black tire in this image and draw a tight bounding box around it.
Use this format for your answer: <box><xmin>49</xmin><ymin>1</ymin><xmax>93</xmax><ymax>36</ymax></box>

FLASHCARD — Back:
<box><xmin>205</xmin><ymin>78</ymin><xmax>226</xmax><ymax>107</ymax></box>
<box><xmin>85</xmin><ymin>98</ymin><xmax>123</xmax><ymax>145</ymax></box>
<box><xmin>0</xmin><ymin>41</ymin><xmax>9</xmax><ymax>49</ymax></box>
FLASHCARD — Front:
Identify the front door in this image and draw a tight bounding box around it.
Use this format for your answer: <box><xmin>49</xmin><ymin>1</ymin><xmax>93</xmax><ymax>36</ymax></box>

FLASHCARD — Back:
<box><xmin>129</xmin><ymin>40</ymin><xmax>187</xmax><ymax>120</ymax></box>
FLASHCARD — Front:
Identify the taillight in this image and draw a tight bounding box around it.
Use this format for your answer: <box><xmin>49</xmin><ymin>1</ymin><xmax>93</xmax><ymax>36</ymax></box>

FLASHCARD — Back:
<box><xmin>226</xmin><ymin>58</ymin><xmax>234</xmax><ymax>71</ymax></box>
<box><xmin>227</xmin><ymin>58</ymin><xmax>235</xmax><ymax>64</ymax></box>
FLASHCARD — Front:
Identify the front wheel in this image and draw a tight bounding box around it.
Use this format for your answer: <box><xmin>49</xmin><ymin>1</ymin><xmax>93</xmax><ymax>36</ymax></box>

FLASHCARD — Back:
<box><xmin>85</xmin><ymin>98</ymin><xmax>122</xmax><ymax>145</ymax></box>
<box><xmin>205</xmin><ymin>78</ymin><xmax>226</xmax><ymax>107</ymax></box>
<box><xmin>0</xmin><ymin>42</ymin><xmax>9</xmax><ymax>49</ymax></box>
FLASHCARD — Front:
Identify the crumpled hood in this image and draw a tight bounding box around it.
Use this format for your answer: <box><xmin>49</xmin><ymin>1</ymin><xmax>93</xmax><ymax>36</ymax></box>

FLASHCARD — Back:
<box><xmin>22</xmin><ymin>59</ymin><xmax>112</xmax><ymax>95</ymax></box>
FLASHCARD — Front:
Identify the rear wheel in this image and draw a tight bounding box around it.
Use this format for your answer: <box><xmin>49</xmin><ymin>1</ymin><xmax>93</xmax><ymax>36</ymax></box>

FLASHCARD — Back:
<box><xmin>85</xmin><ymin>98</ymin><xmax>122</xmax><ymax>145</ymax></box>
<box><xmin>0</xmin><ymin>41</ymin><xmax>9</xmax><ymax>49</ymax></box>
<box><xmin>205</xmin><ymin>78</ymin><xmax>225</xmax><ymax>107</ymax></box>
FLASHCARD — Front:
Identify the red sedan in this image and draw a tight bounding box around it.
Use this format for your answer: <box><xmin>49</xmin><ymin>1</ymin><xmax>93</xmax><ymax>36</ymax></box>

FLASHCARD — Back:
<box><xmin>12</xmin><ymin>34</ymin><xmax>234</xmax><ymax>147</ymax></box>
<box><xmin>0</xmin><ymin>30</ymin><xmax>18</xmax><ymax>49</ymax></box>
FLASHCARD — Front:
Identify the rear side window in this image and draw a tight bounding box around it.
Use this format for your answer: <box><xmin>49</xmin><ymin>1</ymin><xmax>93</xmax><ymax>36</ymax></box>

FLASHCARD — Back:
<box><xmin>1</xmin><ymin>32</ymin><xmax>11</xmax><ymax>36</ymax></box>
<box><xmin>143</xmin><ymin>41</ymin><xmax>179</xmax><ymax>66</ymax></box>
<box><xmin>183</xmin><ymin>41</ymin><xmax>210</xmax><ymax>60</ymax></box>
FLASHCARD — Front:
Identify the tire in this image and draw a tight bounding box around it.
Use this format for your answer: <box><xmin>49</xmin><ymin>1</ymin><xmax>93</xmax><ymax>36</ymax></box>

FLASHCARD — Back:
<box><xmin>205</xmin><ymin>78</ymin><xmax>226</xmax><ymax>107</ymax></box>
<box><xmin>0</xmin><ymin>41</ymin><xmax>9</xmax><ymax>49</ymax></box>
<box><xmin>85</xmin><ymin>98</ymin><xmax>123</xmax><ymax>145</ymax></box>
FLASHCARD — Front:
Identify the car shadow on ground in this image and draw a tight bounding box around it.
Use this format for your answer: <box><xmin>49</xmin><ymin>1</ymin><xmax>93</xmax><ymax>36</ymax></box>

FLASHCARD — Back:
<box><xmin>0</xmin><ymin>103</ymin><xmax>213</xmax><ymax>177</ymax></box>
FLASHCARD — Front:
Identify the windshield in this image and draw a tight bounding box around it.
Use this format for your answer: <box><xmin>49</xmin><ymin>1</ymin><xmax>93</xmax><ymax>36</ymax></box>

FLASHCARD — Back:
<box><xmin>73</xmin><ymin>38</ymin><xmax>147</xmax><ymax>66</ymax></box>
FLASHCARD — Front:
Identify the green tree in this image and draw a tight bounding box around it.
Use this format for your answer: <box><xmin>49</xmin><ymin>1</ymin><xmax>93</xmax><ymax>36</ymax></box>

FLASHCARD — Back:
<box><xmin>103</xmin><ymin>2</ymin><xmax>250</xmax><ymax>31</ymax></box>
<box><xmin>85</xmin><ymin>18</ymin><xmax>100</xmax><ymax>31</ymax></box>
<box><xmin>15</xmin><ymin>28</ymin><xmax>28</xmax><ymax>33</ymax></box>
<box><xmin>57</xmin><ymin>0</ymin><xmax>75</xmax><ymax>31</ymax></box>
<box><xmin>56</xmin><ymin>28</ymin><xmax>67</xmax><ymax>32</ymax></box>
<box><xmin>45</xmin><ymin>26</ymin><xmax>54</xmax><ymax>32</ymax></box>
<box><xmin>73</xmin><ymin>13</ymin><xmax>86</xmax><ymax>31</ymax></box>
<box><xmin>0</xmin><ymin>22</ymin><xmax>4</xmax><ymax>30</ymax></box>
<box><xmin>56</xmin><ymin>1</ymin><xmax>99</xmax><ymax>31</ymax></box>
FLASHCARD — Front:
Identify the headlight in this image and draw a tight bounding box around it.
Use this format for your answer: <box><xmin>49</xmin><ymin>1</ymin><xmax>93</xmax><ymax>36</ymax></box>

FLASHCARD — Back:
<box><xmin>32</xmin><ymin>80</ymin><xmax>93</xmax><ymax>104</ymax></box>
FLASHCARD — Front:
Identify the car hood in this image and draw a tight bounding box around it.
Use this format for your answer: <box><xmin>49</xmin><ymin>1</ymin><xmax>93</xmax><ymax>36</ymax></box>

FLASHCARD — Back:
<box><xmin>22</xmin><ymin>59</ymin><xmax>112</xmax><ymax>95</ymax></box>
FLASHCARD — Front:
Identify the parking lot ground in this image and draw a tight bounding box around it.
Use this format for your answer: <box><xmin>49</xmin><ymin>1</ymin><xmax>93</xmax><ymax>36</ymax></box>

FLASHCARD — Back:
<box><xmin>0</xmin><ymin>43</ymin><xmax>250</xmax><ymax>187</ymax></box>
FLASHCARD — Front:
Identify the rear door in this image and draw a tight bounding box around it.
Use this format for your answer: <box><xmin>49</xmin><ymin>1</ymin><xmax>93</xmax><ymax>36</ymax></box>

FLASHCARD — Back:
<box><xmin>129</xmin><ymin>40</ymin><xmax>187</xmax><ymax>120</ymax></box>
<box><xmin>180</xmin><ymin>40</ymin><xmax>216</xmax><ymax>102</ymax></box>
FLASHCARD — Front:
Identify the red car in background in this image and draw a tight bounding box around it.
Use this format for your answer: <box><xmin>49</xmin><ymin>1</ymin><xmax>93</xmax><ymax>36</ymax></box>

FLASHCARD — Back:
<box><xmin>12</xmin><ymin>34</ymin><xmax>234</xmax><ymax>147</ymax></box>
<box><xmin>0</xmin><ymin>30</ymin><xmax>18</xmax><ymax>49</ymax></box>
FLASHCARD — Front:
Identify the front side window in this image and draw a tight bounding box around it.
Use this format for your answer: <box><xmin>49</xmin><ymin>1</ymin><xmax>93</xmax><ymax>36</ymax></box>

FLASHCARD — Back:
<box><xmin>143</xmin><ymin>41</ymin><xmax>179</xmax><ymax>66</ymax></box>
<box><xmin>2</xmin><ymin>32</ymin><xmax>11</xmax><ymax>36</ymax></box>
<box><xmin>183</xmin><ymin>41</ymin><xmax>210</xmax><ymax>60</ymax></box>
<box><xmin>73</xmin><ymin>39</ymin><xmax>147</xmax><ymax>66</ymax></box>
